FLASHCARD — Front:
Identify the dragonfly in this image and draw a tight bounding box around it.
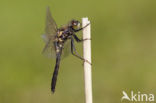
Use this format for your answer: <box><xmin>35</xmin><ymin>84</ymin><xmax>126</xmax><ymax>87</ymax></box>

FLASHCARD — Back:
<box><xmin>42</xmin><ymin>7</ymin><xmax>91</xmax><ymax>93</ymax></box>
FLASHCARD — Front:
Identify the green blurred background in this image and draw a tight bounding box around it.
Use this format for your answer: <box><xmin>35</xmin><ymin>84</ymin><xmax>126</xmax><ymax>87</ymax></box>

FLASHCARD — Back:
<box><xmin>0</xmin><ymin>0</ymin><xmax>156</xmax><ymax>103</ymax></box>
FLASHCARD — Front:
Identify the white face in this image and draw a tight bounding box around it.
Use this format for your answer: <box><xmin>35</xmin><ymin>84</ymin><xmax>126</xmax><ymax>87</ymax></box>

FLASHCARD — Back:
<box><xmin>72</xmin><ymin>21</ymin><xmax>81</xmax><ymax>30</ymax></box>
<box><xmin>77</xmin><ymin>22</ymin><xmax>81</xmax><ymax>28</ymax></box>
<box><xmin>77</xmin><ymin>23</ymin><xmax>81</xmax><ymax>28</ymax></box>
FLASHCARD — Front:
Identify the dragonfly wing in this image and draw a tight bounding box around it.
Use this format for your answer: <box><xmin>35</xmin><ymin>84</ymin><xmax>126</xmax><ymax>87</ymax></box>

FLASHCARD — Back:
<box><xmin>62</xmin><ymin>39</ymin><xmax>71</xmax><ymax>58</ymax></box>
<box><xmin>42</xmin><ymin>36</ymin><xmax>56</xmax><ymax>58</ymax></box>
<box><xmin>45</xmin><ymin>7</ymin><xmax>58</xmax><ymax>36</ymax></box>
<box><xmin>42</xmin><ymin>7</ymin><xmax>58</xmax><ymax>59</ymax></box>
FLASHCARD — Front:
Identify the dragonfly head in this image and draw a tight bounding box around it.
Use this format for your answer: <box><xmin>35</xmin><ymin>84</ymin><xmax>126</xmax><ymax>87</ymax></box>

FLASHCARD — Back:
<box><xmin>70</xmin><ymin>20</ymin><xmax>81</xmax><ymax>30</ymax></box>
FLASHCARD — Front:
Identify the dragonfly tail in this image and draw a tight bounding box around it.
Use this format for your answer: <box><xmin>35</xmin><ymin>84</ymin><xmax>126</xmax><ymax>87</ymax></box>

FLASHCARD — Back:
<box><xmin>51</xmin><ymin>51</ymin><xmax>61</xmax><ymax>93</ymax></box>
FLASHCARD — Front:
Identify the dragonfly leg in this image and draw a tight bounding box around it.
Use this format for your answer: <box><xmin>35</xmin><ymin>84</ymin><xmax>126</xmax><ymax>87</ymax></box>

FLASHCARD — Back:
<box><xmin>74</xmin><ymin>23</ymin><xmax>90</xmax><ymax>32</ymax></box>
<box><xmin>73</xmin><ymin>34</ymin><xmax>91</xmax><ymax>43</ymax></box>
<box><xmin>71</xmin><ymin>37</ymin><xmax>91</xmax><ymax>65</ymax></box>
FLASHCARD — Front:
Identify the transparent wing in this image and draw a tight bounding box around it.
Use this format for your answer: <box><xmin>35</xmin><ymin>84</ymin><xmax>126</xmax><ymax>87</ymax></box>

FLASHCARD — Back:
<box><xmin>42</xmin><ymin>7</ymin><xmax>58</xmax><ymax>58</ymax></box>
<box><xmin>45</xmin><ymin>6</ymin><xmax>58</xmax><ymax>36</ymax></box>
<box><xmin>42</xmin><ymin>7</ymin><xmax>71</xmax><ymax>59</ymax></box>
<box><xmin>62</xmin><ymin>39</ymin><xmax>71</xmax><ymax>58</ymax></box>
<box><xmin>42</xmin><ymin>34</ymin><xmax>56</xmax><ymax>58</ymax></box>
<box><xmin>42</xmin><ymin>36</ymin><xmax>71</xmax><ymax>59</ymax></box>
